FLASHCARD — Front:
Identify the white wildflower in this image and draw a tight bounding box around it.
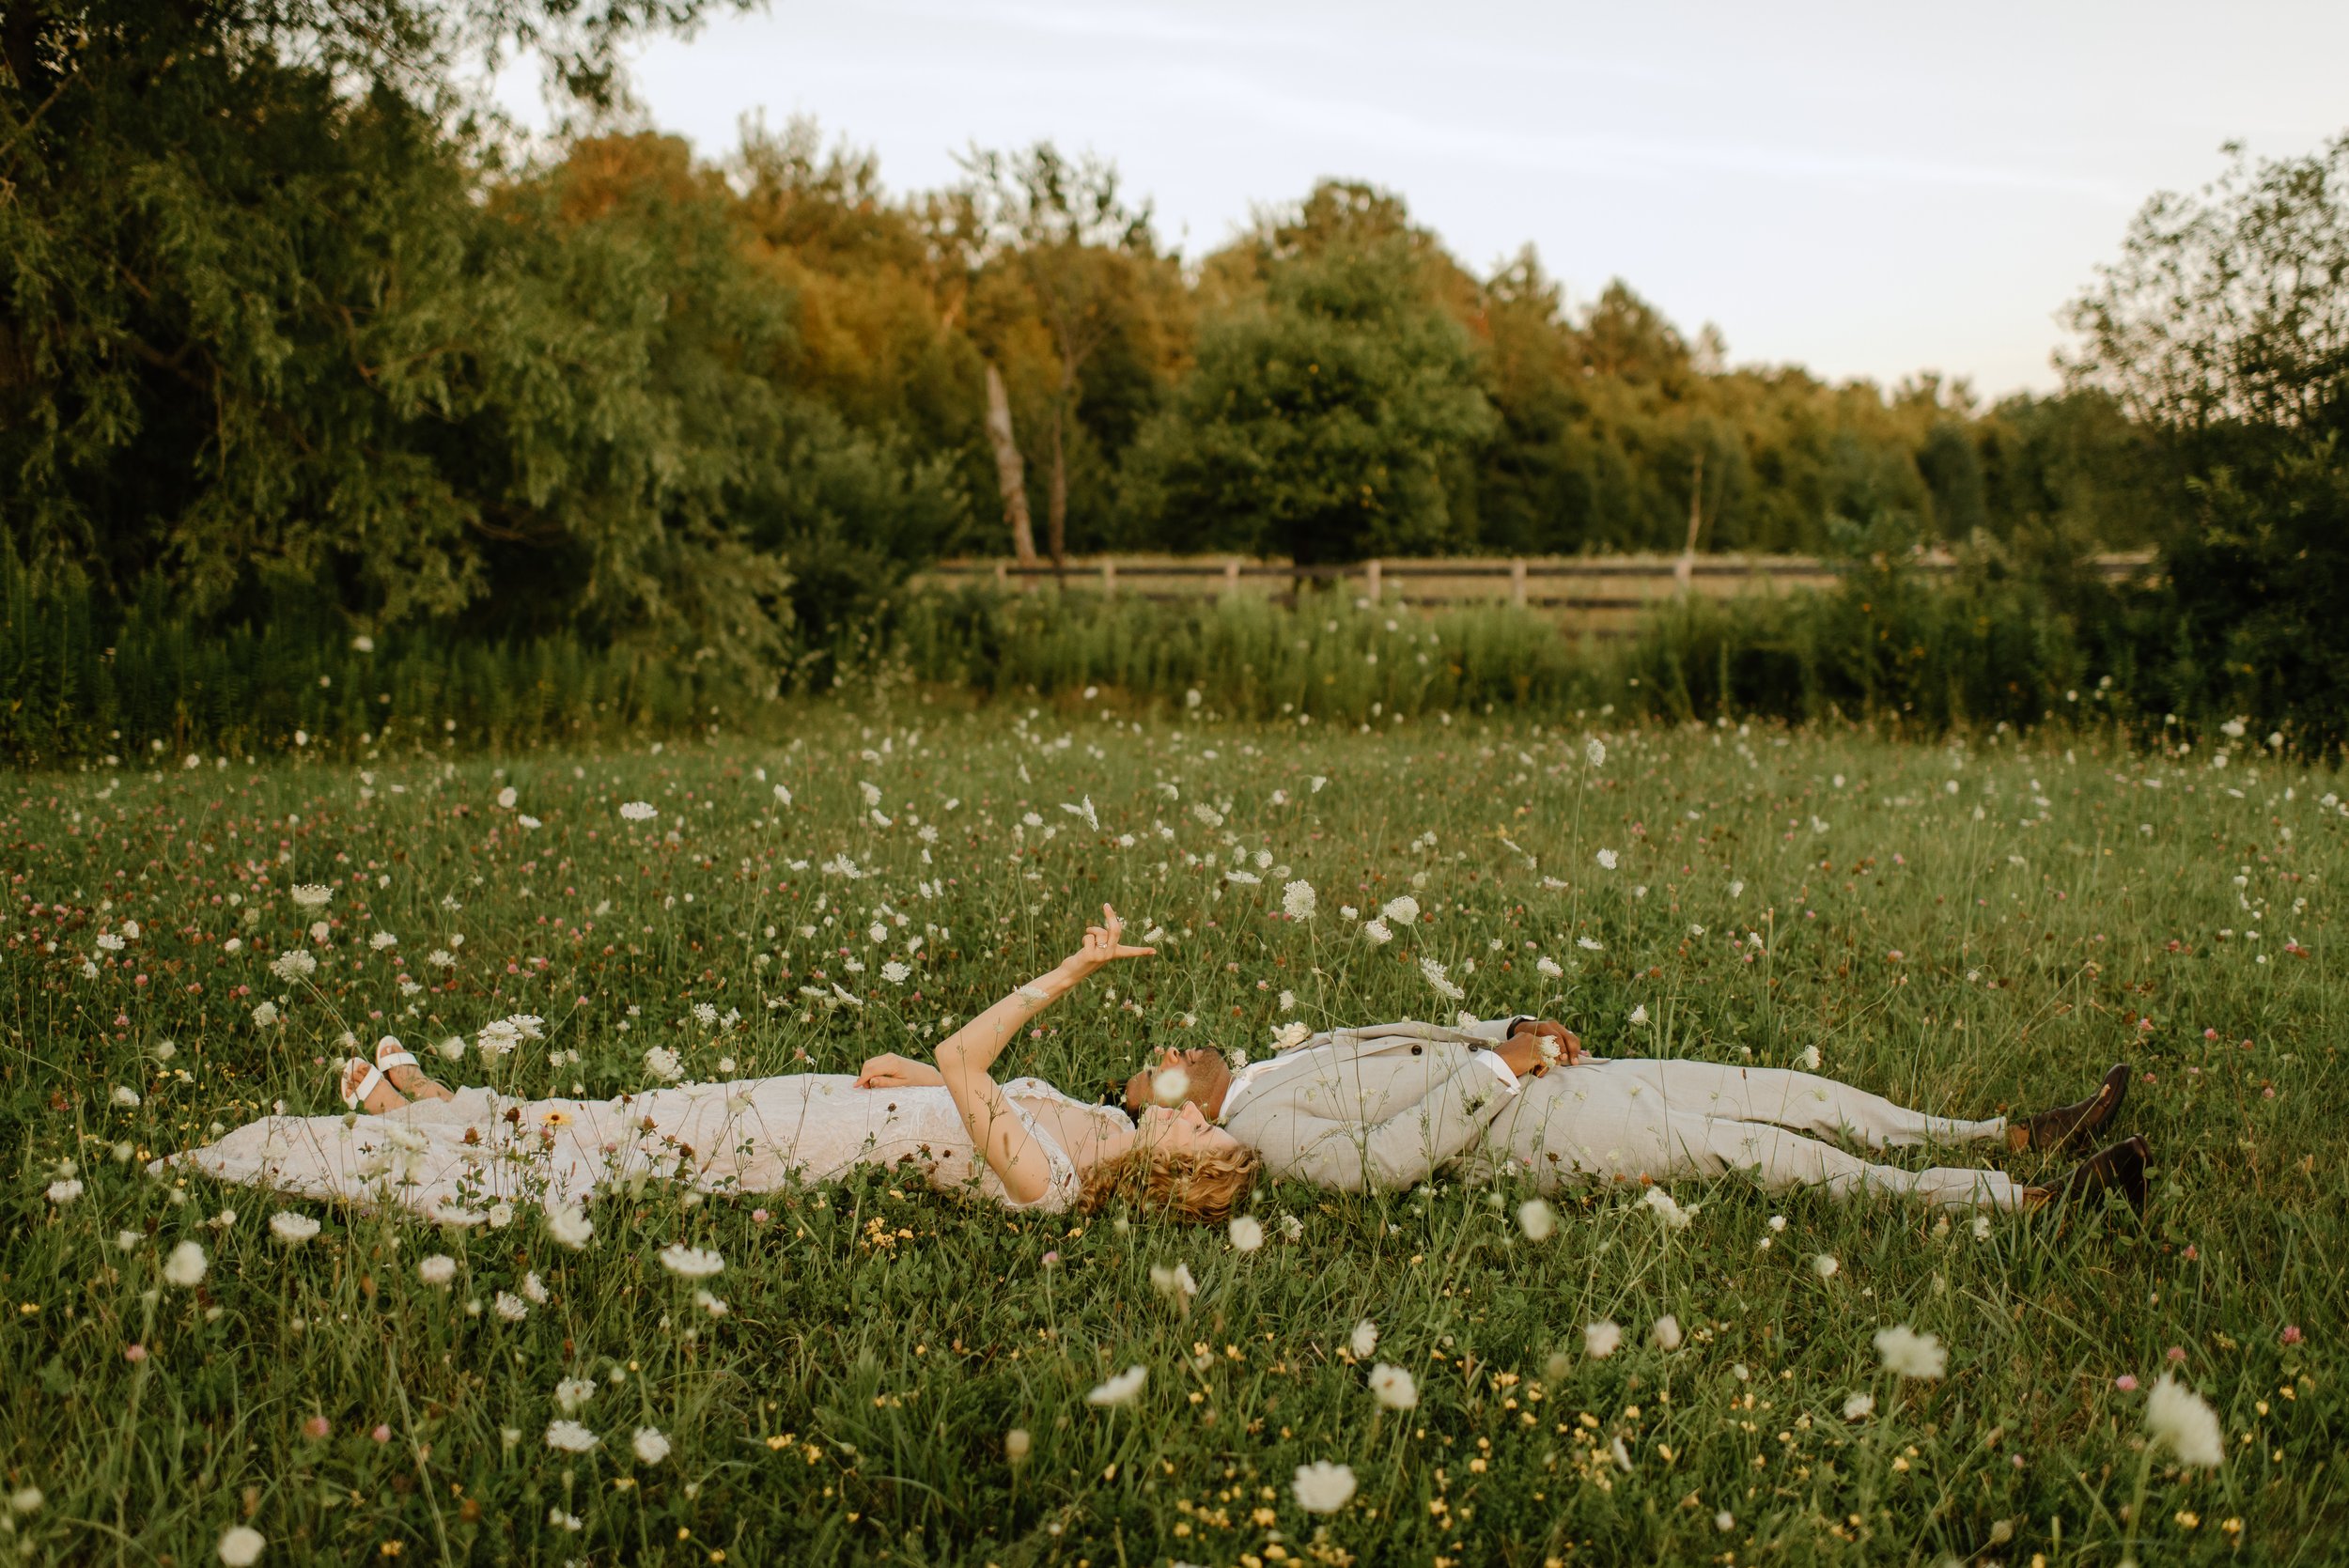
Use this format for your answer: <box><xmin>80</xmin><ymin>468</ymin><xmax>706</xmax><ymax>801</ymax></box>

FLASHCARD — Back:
<box><xmin>1418</xmin><ymin>956</ymin><xmax>1464</xmax><ymax>1001</ymax></box>
<box><xmin>1291</xmin><ymin>1461</ymin><xmax>1357</xmax><ymax>1514</ymax></box>
<box><xmin>1653</xmin><ymin>1314</ymin><xmax>1684</xmax><ymax>1351</ymax></box>
<box><xmin>2145</xmin><ymin>1374</ymin><xmax>2225</xmax><ymax>1467</ymax></box>
<box><xmin>1584</xmin><ymin>1320</ymin><xmax>1623</xmax><ymax>1358</ymax></box>
<box><xmin>1368</xmin><ymin>1361</ymin><xmax>1418</xmax><ymax>1409</ymax></box>
<box><xmin>162</xmin><ymin>1240</ymin><xmax>207</xmax><ymax>1288</ymax></box>
<box><xmin>630</xmin><ymin>1427</ymin><xmax>671</xmax><ymax>1465</ymax></box>
<box><xmin>1282</xmin><ymin>880</ymin><xmax>1317</xmax><ymax>920</ymax></box>
<box><xmin>1086</xmin><ymin>1365</ymin><xmax>1147</xmax><ymax>1406</ymax></box>
<box><xmin>1228</xmin><ymin>1216</ymin><xmax>1265</xmax><ymax>1252</ymax></box>
<box><xmin>657</xmin><ymin>1244</ymin><xmax>723</xmax><ymax>1279</ymax></box>
<box><xmin>619</xmin><ymin>801</ymin><xmax>657</xmax><ymax>822</ymax></box>
<box><xmin>1874</xmin><ymin>1325</ymin><xmax>1946</xmax><ymax>1379</ymax></box>
<box><xmin>1517</xmin><ymin>1199</ymin><xmax>1555</xmax><ymax>1242</ymax></box>
<box><xmin>544</xmin><ymin>1421</ymin><xmax>599</xmax><ymax>1453</ymax></box>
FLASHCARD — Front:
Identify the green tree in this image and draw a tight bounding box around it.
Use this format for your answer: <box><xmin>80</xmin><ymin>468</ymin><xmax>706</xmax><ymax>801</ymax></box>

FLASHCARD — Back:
<box><xmin>1134</xmin><ymin>241</ymin><xmax>1494</xmax><ymax>565</ymax></box>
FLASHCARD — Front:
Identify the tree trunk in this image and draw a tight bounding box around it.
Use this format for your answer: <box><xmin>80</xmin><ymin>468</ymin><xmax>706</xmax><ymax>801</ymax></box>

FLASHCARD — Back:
<box><xmin>1046</xmin><ymin>399</ymin><xmax>1068</xmax><ymax>581</ymax></box>
<box><xmin>1675</xmin><ymin>447</ymin><xmax>1705</xmax><ymax>591</ymax></box>
<box><xmin>984</xmin><ymin>361</ymin><xmax>1036</xmax><ymax>566</ymax></box>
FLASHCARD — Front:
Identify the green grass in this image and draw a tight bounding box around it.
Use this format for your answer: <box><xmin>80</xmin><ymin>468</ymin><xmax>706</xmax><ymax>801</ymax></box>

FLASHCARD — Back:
<box><xmin>3</xmin><ymin>700</ymin><xmax>2341</xmax><ymax>1565</ymax></box>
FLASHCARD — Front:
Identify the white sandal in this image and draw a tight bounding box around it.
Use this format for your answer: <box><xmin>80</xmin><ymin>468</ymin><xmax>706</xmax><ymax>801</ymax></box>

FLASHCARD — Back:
<box><xmin>339</xmin><ymin>1057</ymin><xmax>390</xmax><ymax>1111</ymax></box>
<box><xmin>376</xmin><ymin>1034</ymin><xmax>450</xmax><ymax>1099</ymax></box>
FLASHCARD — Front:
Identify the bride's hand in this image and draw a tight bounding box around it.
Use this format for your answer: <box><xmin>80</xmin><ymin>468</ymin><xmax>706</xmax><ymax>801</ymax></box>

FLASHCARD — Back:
<box><xmin>1064</xmin><ymin>903</ymin><xmax>1156</xmax><ymax>981</ymax></box>
<box><xmin>855</xmin><ymin>1053</ymin><xmax>926</xmax><ymax>1088</ymax></box>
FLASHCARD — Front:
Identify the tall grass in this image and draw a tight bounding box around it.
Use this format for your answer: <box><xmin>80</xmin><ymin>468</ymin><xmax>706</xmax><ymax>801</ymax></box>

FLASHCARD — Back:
<box><xmin>0</xmin><ymin>540</ymin><xmax>2259</xmax><ymax>763</ymax></box>
<box><xmin>3</xmin><ymin>713</ymin><xmax>2338</xmax><ymax>1563</ymax></box>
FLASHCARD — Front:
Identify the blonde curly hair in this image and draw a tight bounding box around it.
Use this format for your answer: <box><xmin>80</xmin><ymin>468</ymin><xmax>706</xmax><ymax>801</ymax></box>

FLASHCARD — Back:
<box><xmin>1079</xmin><ymin>1142</ymin><xmax>1261</xmax><ymax>1224</ymax></box>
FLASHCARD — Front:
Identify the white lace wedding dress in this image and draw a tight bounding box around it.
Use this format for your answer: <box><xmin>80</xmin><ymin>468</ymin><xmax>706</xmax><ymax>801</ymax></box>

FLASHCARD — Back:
<box><xmin>156</xmin><ymin>1075</ymin><xmax>1127</xmax><ymax>1221</ymax></box>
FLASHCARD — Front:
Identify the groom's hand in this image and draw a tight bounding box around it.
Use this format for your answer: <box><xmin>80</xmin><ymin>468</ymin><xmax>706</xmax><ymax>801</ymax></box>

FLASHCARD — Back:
<box><xmin>1503</xmin><ymin>1020</ymin><xmax>1580</xmax><ymax>1076</ymax></box>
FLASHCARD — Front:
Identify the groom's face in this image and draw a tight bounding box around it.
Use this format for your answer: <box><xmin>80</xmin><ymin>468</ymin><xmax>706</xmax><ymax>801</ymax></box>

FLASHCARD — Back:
<box><xmin>1123</xmin><ymin>1047</ymin><xmax>1233</xmax><ymax>1122</ymax></box>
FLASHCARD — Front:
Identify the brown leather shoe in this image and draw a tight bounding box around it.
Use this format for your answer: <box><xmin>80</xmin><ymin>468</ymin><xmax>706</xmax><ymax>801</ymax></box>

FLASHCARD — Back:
<box><xmin>2010</xmin><ymin>1063</ymin><xmax>2130</xmax><ymax>1155</ymax></box>
<box><xmin>2039</xmin><ymin>1134</ymin><xmax>2150</xmax><ymax>1216</ymax></box>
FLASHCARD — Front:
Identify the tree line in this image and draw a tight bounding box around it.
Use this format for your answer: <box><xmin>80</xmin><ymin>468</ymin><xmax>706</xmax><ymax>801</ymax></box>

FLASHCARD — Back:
<box><xmin>3</xmin><ymin>0</ymin><xmax>2342</xmax><ymax>721</ymax></box>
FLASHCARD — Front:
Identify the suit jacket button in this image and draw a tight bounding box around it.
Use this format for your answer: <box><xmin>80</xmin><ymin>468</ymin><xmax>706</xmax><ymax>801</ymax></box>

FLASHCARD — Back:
<box><xmin>1410</xmin><ymin>1045</ymin><xmax>1423</xmax><ymax>1055</ymax></box>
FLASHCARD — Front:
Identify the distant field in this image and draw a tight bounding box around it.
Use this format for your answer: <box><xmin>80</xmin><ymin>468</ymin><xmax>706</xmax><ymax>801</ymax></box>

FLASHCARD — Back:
<box><xmin>3</xmin><ymin>707</ymin><xmax>2338</xmax><ymax>1564</ymax></box>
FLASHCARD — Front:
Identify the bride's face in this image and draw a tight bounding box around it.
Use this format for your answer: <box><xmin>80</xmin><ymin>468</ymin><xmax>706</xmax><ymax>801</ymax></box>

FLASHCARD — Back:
<box><xmin>1133</xmin><ymin>1101</ymin><xmax>1242</xmax><ymax>1157</ymax></box>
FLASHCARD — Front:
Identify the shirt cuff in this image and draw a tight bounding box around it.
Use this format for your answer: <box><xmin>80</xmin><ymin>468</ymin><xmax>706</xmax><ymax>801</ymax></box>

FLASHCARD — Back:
<box><xmin>1470</xmin><ymin>1048</ymin><xmax>1522</xmax><ymax>1095</ymax></box>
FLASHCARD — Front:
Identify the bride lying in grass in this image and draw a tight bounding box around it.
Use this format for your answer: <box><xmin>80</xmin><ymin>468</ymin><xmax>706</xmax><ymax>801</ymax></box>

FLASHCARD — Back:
<box><xmin>161</xmin><ymin>906</ymin><xmax>1258</xmax><ymax>1223</ymax></box>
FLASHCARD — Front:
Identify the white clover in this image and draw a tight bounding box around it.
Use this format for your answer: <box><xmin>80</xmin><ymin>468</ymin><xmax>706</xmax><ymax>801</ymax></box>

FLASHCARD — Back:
<box><xmin>1517</xmin><ymin>1199</ymin><xmax>1555</xmax><ymax>1241</ymax></box>
<box><xmin>1086</xmin><ymin>1365</ymin><xmax>1147</xmax><ymax>1406</ymax></box>
<box><xmin>1368</xmin><ymin>1361</ymin><xmax>1417</xmax><ymax>1409</ymax></box>
<box><xmin>1150</xmin><ymin>1066</ymin><xmax>1190</xmax><ymax>1107</ymax></box>
<box><xmin>217</xmin><ymin>1526</ymin><xmax>265</xmax><ymax>1566</ymax></box>
<box><xmin>631</xmin><ymin>1426</ymin><xmax>672</xmax><ymax>1465</ymax></box>
<box><xmin>416</xmin><ymin>1254</ymin><xmax>458</xmax><ymax>1288</ymax></box>
<box><xmin>1228</xmin><ymin>1216</ymin><xmax>1265</xmax><ymax>1253</ymax></box>
<box><xmin>111</xmin><ymin>1085</ymin><xmax>141</xmax><ymax>1109</ymax></box>
<box><xmin>1813</xmin><ymin>1253</ymin><xmax>1841</xmax><ymax>1281</ymax></box>
<box><xmin>1584</xmin><ymin>1320</ymin><xmax>1622</xmax><ymax>1358</ymax></box>
<box><xmin>1292</xmin><ymin>1460</ymin><xmax>1357</xmax><ymax>1514</ymax></box>
<box><xmin>1842</xmin><ymin>1391</ymin><xmax>1875</xmax><ymax>1421</ymax></box>
<box><xmin>1653</xmin><ymin>1315</ymin><xmax>1684</xmax><ymax>1351</ymax></box>
<box><xmin>494</xmin><ymin>1292</ymin><xmax>529</xmax><ymax>1322</ymax></box>
<box><xmin>496</xmin><ymin>786</ymin><xmax>518</xmax><ymax>809</ymax></box>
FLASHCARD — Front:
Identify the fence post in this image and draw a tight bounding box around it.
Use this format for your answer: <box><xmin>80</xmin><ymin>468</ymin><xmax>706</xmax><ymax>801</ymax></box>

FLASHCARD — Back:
<box><xmin>1365</xmin><ymin>557</ymin><xmax>1382</xmax><ymax>603</ymax></box>
<box><xmin>1224</xmin><ymin>559</ymin><xmax>1241</xmax><ymax>598</ymax></box>
<box><xmin>1101</xmin><ymin>558</ymin><xmax>1116</xmax><ymax>598</ymax></box>
<box><xmin>1510</xmin><ymin>557</ymin><xmax>1527</xmax><ymax>608</ymax></box>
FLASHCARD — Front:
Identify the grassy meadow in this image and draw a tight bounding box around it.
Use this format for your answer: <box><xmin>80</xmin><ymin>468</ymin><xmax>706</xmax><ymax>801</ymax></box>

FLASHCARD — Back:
<box><xmin>2</xmin><ymin>700</ymin><xmax>2341</xmax><ymax>1565</ymax></box>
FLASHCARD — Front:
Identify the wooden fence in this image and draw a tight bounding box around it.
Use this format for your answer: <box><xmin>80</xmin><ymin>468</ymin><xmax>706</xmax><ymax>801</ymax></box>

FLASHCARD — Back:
<box><xmin>919</xmin><ymin>552</ymin><xmax>2155</xmax><ymax>640</ymax></box>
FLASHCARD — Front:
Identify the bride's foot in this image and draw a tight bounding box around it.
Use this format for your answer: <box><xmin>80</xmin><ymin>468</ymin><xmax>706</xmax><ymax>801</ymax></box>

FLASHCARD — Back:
<box><xmin>376</xmin><ymin>1035</ymin><xmax>456</xmax><ymax>1101</ymax></box>
<box><xmin>339</xmin><ymin>1058</ymin><xmax>409</xmax><ymax>1115</ymax></box>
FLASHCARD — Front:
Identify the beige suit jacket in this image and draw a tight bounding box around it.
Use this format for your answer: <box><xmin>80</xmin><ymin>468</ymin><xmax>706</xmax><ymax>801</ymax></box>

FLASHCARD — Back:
<box><xmin>1220</xmin><ymin>1016</ymin><xmax>1530</xmax><ymax>1191</ymax></box>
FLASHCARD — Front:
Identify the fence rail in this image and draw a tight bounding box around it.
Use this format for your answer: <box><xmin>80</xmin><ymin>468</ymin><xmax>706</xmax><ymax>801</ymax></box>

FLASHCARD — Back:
<box><xmin>918</xmin><ymin>552</ymin><xmax>2155</xmax><ymax>637</ymax></box>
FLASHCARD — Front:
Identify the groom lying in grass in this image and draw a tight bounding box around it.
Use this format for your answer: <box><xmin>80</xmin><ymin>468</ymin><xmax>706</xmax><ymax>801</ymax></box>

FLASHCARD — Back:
<box><xmin>1128</xmin><ymin>1016</ymin><xmax>2145</xmax><ymax>1216</ymax></box>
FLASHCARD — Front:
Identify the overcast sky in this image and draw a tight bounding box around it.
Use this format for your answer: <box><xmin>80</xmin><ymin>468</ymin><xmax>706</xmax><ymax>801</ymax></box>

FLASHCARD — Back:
<box><xmin>534</xmin><ymin>0</ymin><xmax>2349</xmax><ymax>399</ymax></box>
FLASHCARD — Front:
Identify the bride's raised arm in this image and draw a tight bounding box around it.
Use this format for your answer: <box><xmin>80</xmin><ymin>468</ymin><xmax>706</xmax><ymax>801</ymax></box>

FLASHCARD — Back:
<box><xmin>934</xmin><ymin>904</ymin><xmax>1154</xmax><ymax>1203</ymax></box>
